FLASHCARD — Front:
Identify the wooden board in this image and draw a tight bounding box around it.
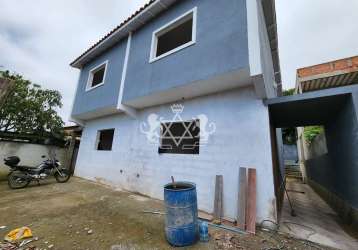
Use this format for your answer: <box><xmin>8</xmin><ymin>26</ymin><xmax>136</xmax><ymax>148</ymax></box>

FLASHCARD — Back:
<box><xmin>198</xmin><ymin>211</ymin><xmax>213</xmax><ymax>221</ymax></box>
<box><xmin>237</xmin><ymin>167</ymin><xmax>247</xmax><ymax>230</ymax></box>
<box><xmin>246</xmin><ymin>168</ymin><xmax>257</xmax><ymax>234</ymax></box>
<box><xmin>213</xmin><ymin>175</ymin><xmax>223</xmax><ymax>223</ymax></box>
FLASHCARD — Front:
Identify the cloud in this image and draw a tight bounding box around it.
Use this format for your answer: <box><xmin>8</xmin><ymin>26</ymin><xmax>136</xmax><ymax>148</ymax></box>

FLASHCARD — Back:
<box><xmin>1</xmin><ymin>0</ymin><xmax>357</xmax><ymax>124</ymax></box>
<box><xmin>276</xmin><ymin>0</ymin><xmax>358</xmax><ymax>89</ymax></box>
<box><xmin>0</xmin><ymin>0</ymin><xmax>148</xmax><ymax>124</ymax></box>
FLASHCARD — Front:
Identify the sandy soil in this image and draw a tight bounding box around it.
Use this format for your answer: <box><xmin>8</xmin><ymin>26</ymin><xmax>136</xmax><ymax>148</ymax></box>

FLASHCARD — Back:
<box><xmin>0</xmin><ymin>177</ymin><xmax>333</xmax><ymax>250</ymax></box>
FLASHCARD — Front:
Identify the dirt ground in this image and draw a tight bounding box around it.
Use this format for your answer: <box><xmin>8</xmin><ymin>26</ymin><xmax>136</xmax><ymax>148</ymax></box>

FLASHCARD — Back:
<box><xmin>0</xmin><ymin>177</ymin><xmax>333</xmax><ymax>250</ymax></box>
<box><xmin>0</xmin><ymin>168</ymin><xmax>8</xmax><ymax>181</ymax></box>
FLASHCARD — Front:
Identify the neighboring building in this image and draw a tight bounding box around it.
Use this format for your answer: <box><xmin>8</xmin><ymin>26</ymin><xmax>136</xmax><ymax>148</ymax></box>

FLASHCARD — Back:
<box><xmin>70</xmin><ymin>0</ymin><xmax>281</xmax><ymax>223</ymax></box>
<box><xmin>296</xmin><ymin>55</ymin><xmax>358</xmax><ymax>94</ymax></box>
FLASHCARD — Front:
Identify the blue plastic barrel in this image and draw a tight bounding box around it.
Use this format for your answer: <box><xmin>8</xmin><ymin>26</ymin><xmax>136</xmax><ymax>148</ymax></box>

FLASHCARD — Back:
<box><xmin>199</xmin><ymin>221</ymin><xmax>209</xmax><ymax>242</ymax></box>
<box><xmin>164</xmin><ymin>182</ymin><xmax>198</xmax><ymax>246</ymax></box>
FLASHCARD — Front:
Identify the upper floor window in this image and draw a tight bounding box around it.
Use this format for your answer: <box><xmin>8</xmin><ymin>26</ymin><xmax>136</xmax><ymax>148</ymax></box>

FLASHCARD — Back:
<box><xmin>150</xmin><ymin>7</ymin><xmax>197</xmax><ymax>63</ymax></box>
<box><xmin>86</xmin><ymin>60</ymin><xmax>108</xmax><ymax>91</ymax></box>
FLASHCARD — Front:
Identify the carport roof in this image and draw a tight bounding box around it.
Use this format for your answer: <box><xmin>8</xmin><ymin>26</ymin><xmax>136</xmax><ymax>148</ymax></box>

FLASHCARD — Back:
<box><xmin>265</xmin><ymin>85</ymin><xmax>358</xmax><ymax>128</ymax></box>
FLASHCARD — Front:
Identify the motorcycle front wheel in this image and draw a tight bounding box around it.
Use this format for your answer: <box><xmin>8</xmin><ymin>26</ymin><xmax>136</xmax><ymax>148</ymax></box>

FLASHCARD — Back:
<box><xmin>8</xmin><ymin>171</ymin><xmax>30</xmax><ymax>189</ymax></box>
<box><xmin>54</xmin><ymin>168</ymin><xmax>71</xmax><ymax>183</ymax></box>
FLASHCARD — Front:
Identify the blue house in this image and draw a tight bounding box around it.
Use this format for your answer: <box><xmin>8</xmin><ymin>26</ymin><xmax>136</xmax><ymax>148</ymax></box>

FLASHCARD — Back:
<box><xmin>70</xmin><ymin>0</ymin><xmax>281</xmax><ymax>223</ymax></box>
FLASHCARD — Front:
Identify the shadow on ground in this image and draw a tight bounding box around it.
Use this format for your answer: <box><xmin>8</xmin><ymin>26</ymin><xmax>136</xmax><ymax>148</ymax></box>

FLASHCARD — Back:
<box><xmin>0</xmin><ymin>177</ymin><xmax>334</xmax><ymax>250</ymax></box>
<box><xmin>0</xmin><ymin>168</ymin><xmax>8</xmax><ymax>182</ymax></box>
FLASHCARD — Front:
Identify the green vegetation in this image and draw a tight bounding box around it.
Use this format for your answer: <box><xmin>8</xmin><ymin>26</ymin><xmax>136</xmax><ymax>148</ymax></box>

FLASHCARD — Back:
<box><xmin>304</xmin><ymin>126</ymin><xmax>324</xmax><ymax>145</ymax></box>
<box><xmin>283</xmin><ymin>88</ymin><xmax>295</xmax><ymax>96</ymax></box>
<box><xmin>281</xmin><ymin>88</ymin><xmax>297</xmax><ymax>145</ymax></box>
<box><xmin>282</xmin><ymin>127</ymin><xmax>297</xmax><ymax>145</ymax></box>
<box><xmin>281</xmin><ymin>88</ymin><xmax>323</xmax><ymax>145</ymax></box>
<box><xmin>0</xmin><ymin>70</ymin><xmax>64</xmax><ymax>138</ymax></box>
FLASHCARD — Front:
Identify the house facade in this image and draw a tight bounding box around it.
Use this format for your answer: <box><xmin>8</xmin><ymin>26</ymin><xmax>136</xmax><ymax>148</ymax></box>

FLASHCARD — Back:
<box><xmin>70</xmin><ymin>0</ymin><xmax>281</xmax><ymax>223</ymax></box>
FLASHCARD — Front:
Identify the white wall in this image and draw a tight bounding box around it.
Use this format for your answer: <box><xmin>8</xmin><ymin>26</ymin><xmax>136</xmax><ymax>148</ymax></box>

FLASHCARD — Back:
<box><xmin>0</xmin><ymin>142</ymin><xmax>67</xmax><ymax>179</ymax></box>
<box><xmin>305</xmin><ymin>133</ymin><xmax>328</xmax><ymax>160</ymax></box>
<box><xmin>75</xmin><ymin>86</ymin><xmax>276</xmax><ymax>222</ymax></box>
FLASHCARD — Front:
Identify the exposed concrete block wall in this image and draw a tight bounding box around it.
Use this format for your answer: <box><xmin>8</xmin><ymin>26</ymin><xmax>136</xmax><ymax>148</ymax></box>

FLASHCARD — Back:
<box><xmin>297</xmin><ymin>56</ymin><xmax>358</xmax><ymax>79</ymax></box>
<box><xmin>0</xmin><ymin>141</ymin><xmax>67</xmax><ymax>181</ymax></box>
<box><xmin>75</xmin><ymin>87</ymin><xmax>277</xmax><ymax>223</ymax></box>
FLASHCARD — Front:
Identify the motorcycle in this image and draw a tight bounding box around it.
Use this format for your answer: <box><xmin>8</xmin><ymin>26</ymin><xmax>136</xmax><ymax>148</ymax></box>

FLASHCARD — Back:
<box><xmin>4</xmin><ymin>154</ymin><xmax>71</xmax><ymax>189</ymax></box>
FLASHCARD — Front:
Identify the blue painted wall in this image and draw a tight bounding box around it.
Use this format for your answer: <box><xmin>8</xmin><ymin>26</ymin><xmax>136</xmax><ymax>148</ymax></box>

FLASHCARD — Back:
<box><xmin>72</xmin><ymin>0</ymin><xmax>249</xmax><ymax>118</ymax></box>
<box><xmin>71</xmin><ymin>41</ymin><xmax>127</xmax><ymax>117</ymax></box>
<box><xmin>283</xmin><ymin>144</ymin><xmax>298</xmax><ymax>162</ymax></box>
<box><xmin>123</xmin><ymin>0</ymin><xmax>249</xmax><ymax>102</ymax></box>
<box><xmin>306</xmin><ymin>94</ymin><xmax>358</xmax><ymax>209</ymax></box>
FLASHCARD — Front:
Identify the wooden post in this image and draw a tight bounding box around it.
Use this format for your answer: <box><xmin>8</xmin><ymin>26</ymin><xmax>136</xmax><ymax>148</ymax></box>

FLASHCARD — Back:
<box><xmin>67</xmin><ymin>132</ymin><xmax>76</xmax><ymax>174</ymax></box>
<box><xmin>246</xmin><ymin>168</ymin><xmax>257</xmax><ymax>234</ymax></box>
<box><xmin>237</xmin><ymin>167</ymin><xmax>247</xmax><ymax>230</ymax></box>
<box><xmin>213</xmin><ymin>175</ymin><xmax>223</xmax><ymax>223</ymax></box>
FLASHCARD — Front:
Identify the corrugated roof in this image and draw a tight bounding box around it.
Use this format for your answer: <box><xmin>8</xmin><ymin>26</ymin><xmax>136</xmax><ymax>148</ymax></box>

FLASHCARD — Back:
<box><xmin>297</xmin><ymin>56</ymin><xmax>358</xmax><ymax>93</ymax></box>
<box><xmin>300</xmin><ymin>71</ymin><xmax>358</xmax><ymax>92</ymax></box>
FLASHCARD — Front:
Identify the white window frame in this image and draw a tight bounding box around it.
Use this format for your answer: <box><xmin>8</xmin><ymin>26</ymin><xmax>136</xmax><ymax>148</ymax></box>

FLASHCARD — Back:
<box><xmin>86</xmin><ymin>60</ymin><xmax>108</xmax><ymax>91</ymax></box>
<box><xmin>149</xmin><ymin>7</ymin><xmax>197</xmax><ymax>63</ymax></box>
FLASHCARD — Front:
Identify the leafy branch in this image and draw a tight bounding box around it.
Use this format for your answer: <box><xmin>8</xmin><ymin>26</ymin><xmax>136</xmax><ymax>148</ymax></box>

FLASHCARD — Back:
<box><xmin>0</xmin><ymin>70</ymin><xmax>64</xmax><ymax>138</ymax></box>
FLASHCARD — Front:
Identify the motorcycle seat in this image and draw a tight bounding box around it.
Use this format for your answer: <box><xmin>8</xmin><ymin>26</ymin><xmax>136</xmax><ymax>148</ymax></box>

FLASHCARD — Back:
<box><xmin>17</xmin><ymin>165</ymin><xmax>38</xmax><ymax>170</ymax></box>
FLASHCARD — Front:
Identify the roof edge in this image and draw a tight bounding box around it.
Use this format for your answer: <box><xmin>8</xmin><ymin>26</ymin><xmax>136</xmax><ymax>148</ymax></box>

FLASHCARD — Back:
<box><xmin>70</xmin><ymin>0</ymin><xmax>179</xmax><ymax>69</ymax></box>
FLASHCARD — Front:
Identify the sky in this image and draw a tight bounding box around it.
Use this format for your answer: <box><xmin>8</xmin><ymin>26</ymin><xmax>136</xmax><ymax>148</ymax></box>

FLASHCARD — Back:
<box><xmin>1</xmin><ymin>0</ymin><xmax>358</xmax><ymax>124</ymax></box>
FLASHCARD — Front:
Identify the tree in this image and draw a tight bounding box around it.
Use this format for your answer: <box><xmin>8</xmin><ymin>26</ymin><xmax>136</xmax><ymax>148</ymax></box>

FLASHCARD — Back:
<box><xmin>283</xmin><ymin>88</ymin><xmax>295</xmax><ymax>96</ymax></box>
<box><xmin>281</xmin><ymin>88</ymin><xmax>297</xmax><ymax>144</ymax></box>
<box><xmin>0</xmin><ymin>70</ymin><xmax>64</xmax><ymax>137</ymax></box>
<box><xmin>304</xmin><ymin>126</ymin><xmax>323</xmax><ymax>145</ymax></box>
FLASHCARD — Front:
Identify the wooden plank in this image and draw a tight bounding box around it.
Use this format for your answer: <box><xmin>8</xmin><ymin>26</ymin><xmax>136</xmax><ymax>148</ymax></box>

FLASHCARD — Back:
<box><xmin>237</xmin><ymin>167</ymin><xmax>247</xmax><ymax>230</ymax></box>
<box><xmin>246</xmin><ymin>168</ymin><xmax>257</xmax><ymax>234</ymax></box>
<box><xmin>213</xmin><ymin>175</ymin><xmax>223</xmax><ymax>223</ymax></box>
<box><xmin>198</xmin><ymin>211</ymin><xmax>213</xmax><ymax>221</ymax></box>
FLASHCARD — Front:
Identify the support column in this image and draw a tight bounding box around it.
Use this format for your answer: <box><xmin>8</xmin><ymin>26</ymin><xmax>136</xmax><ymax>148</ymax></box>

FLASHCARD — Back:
<box><xmin>67</xmin><ymin>132</ymin><xmax>76</xmax><ymax>175</ymax></box>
